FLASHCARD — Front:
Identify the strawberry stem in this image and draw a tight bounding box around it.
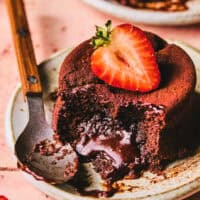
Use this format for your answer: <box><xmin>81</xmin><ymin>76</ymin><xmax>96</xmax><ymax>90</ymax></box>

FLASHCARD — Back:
<box><xmin>91</xmin><ymin>20</ymin><xmax>112</xmax><ymax>49</ymax></box>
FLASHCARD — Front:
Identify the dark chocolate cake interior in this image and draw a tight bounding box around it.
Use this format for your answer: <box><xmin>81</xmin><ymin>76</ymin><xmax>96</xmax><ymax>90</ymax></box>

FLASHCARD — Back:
<box><xmin>57</xmin><ymin>84</ymin><xmax>167</xmax><ymax>182</ymax></box>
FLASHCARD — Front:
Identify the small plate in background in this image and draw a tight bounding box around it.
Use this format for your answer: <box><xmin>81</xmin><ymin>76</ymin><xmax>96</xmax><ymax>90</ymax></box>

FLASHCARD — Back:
<box><xmin>82</xmin><ymin>0</ymin><xmax>200</xmax><ymax>26</ymax></box>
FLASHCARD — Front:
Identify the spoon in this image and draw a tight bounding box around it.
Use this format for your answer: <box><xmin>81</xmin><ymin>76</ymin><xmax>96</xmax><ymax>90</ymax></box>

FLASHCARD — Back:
<box><xmin>6</xmin><ymin>0</ymin><xmax>78</xmax><ymax>184</ymax></box>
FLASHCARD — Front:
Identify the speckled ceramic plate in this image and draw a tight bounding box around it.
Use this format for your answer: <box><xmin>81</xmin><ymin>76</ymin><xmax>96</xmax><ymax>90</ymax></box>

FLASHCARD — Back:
<box><xmin>5</xmin><ymin>41</ymin><xmax>200</xmax><ymax>200</ymax></box>
<box><xmin>82</xmin><ymin>0</ymin><xmax>200</xmax><ymax>26</ymax></box>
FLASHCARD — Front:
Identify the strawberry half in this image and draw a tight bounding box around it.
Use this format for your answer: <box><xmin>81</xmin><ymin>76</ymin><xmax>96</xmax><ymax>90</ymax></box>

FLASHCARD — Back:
<box><xmin>91</xmin><ymin>22</ymin><xmax>160</xmax><ymax>92</ymax></box>
<box><xmin>0</xmin><ymin>196</ymin><xmax>8</xmax><ymax>200</ymax></box>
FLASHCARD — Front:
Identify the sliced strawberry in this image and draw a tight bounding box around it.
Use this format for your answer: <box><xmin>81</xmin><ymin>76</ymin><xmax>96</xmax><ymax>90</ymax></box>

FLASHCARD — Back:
<box><xmin>0</xmin><ymin>196</ymin><xmax>8</xmax><ymax>200</ymax></box>
<box><xmin>91</xmin><ymin>23</ymin><xmax>160</xmax><ymax>92</ymax></box>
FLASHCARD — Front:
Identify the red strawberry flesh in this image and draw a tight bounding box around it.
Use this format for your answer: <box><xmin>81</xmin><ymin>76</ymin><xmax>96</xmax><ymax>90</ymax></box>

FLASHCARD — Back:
<box><xmin>91</xmin><ymin>24</ymin><xmax>161</xmax><ymax>92</ymax></box>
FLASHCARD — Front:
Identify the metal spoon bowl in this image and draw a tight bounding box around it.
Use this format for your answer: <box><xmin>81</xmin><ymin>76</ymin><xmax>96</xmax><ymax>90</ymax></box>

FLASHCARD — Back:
<box><xmin>6</xmin><ymin>0</ymin><xmax>78</xmax><ymax>184</ymax></box>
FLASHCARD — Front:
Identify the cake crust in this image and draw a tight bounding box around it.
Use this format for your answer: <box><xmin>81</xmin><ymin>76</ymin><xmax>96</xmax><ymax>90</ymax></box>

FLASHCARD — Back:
<box><xmin>52</xmin><ymin>32</ymin><xmax>196</xmax><ymax>182</ymax></box>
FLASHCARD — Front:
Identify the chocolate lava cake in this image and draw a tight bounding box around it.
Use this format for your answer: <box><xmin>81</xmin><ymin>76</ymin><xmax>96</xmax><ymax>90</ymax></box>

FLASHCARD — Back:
<box><xmin>52</xmin><ymin>31</ymin><xmax>197</xmax><ymax>182</ymax></box>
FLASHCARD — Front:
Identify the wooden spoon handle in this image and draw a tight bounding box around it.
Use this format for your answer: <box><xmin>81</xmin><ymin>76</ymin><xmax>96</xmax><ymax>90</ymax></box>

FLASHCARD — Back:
<box><xmin>6</xmin><ymin>0</ymin><xmax>42</xmax><ymax>96</ymax></box>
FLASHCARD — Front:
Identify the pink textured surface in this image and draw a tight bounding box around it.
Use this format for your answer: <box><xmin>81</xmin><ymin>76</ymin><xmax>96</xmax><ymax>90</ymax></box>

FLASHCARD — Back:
<box><xmin>0</xmin><ymin>0</ymin><xmax>200</xmax><ymax>199</ymax></box>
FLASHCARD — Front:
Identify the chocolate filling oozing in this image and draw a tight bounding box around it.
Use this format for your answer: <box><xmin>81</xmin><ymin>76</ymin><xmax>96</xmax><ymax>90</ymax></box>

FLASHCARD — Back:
<box><xmin>57</xmin><ymin>85</ymin><xmax>165</xmax><ymax>181</ymax></box>
<box><xmin>76</xmin><ymin>114</ymin><xmax>140</xmax><ymax>181</ymax></box>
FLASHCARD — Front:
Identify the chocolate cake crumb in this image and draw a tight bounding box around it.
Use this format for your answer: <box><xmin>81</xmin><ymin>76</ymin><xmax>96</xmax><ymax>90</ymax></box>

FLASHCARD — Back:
<box><xmin>52</xmin><ymin>47</ymin><xmax>58</xmax><ymax>53</ymax></box>
<box><xmin>61</xmin><ymin>26</ymin><xmax>67</xmax><ymax>32</ymax></box>
<box><xmin>64</xmin><ymin>158</ymin><xmax>78</xmax><ymax>177</ymax></box>
<box><xmin>0</xmin><ymin>167</ymin><xmax>19</xmax><ymax>172</ymax></box>
<box><xmin>0</xmin><ymin>175</ymin><xmax>4</xmax><ymax>179</ymax></box>
<box><xmin>0</xmin><ymin>44</ymin><xmax>11</xmax><ymax>56</ymax></box>
<box><xmin>49</xmin><ymin>89</ymin><xmax>58</xmax><ymax>101</ymax></box>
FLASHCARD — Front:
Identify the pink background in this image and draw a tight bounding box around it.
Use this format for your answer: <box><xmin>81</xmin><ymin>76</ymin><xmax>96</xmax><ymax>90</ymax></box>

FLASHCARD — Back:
<box><xmin>0</xmin><ymin>0</ymin><xmax>200</xmax><ymax>199</ymax></box>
